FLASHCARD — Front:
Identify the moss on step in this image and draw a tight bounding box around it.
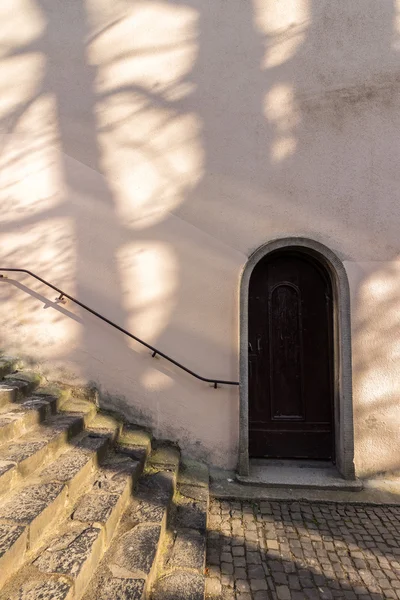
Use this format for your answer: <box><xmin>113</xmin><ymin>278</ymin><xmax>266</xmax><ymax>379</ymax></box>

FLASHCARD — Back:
<box><xmin>88</xmin><ymin>414</ymin><xmax>121</xmax><ymax>439</ymax></box>
<box><xmin>148</xmin><ymin>444</ymin><xmax>180</xmax><ymax>471</ymax></box>
<box><xmin>118</xmin><ymin>425</ymin><xmax>152</xmax><ymax>448</ymax></box>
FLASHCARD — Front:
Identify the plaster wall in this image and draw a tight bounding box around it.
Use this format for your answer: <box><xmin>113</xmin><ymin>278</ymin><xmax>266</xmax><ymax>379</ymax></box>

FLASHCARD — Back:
<box><xmin>0</xmin><ymin>0</ymin><xmax>400</xmax><ymax>475</ymax></box>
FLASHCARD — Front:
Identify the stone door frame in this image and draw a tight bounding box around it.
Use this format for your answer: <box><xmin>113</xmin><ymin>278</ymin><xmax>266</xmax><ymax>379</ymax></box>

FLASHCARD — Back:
<box><xmin>239</xmin><ymin>237</ymin><xmax>355</xmax><ymax>479</ymax></box>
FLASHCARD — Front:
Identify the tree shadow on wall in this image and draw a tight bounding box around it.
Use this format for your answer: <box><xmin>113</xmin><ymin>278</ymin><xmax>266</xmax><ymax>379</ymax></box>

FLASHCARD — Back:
<box><xmin>1</xmin><ymin>0</ymin><xmax>400</xmax><ymax>470</ymax></box>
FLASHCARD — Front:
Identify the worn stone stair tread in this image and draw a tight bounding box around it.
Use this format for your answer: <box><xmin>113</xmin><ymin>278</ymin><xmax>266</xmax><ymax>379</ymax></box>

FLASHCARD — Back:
<box><xmin>32</xmin><ymin>523</ymin><xmax>103</xmax><ymax>600</ymax></box>
<box><xmin>131</xmin><ymin>470</ymin><xmax>175</xmax><ymax>525</ymax></box>
<box><xmin>87</xmin><ymin>414</ymin><xmax>121</xmax><ymax>439</ymax></box>
<box><xmin>0</xmin><ymin>435</ymin><xmax>114</xmax><ymax>589</ymax></box>
<box><xmin>72</xmin><ymin>454</ymin><xmax>142</xmax><ymax>544</ymax></box>
<box><xmin>167</xmin><ymin>529</ymin><xmax>206</xmax><ymax>570</ymax></box>
<box><xmin>151</xmin><ymin>571</ymin><xmax>205</xmax><ymax>600</ymax></box>
<box><xmin>148</xmin><ymin>444</ymin><xmax>180</xmax><ymax>471</ymax></box>
<box><xmin>110</xmin><ymin>523</ymin><xmax>162</xmax><ymax>578</ymax></box>
<box><xmin>150</xmin><ymin>460</ymin><xmax>209</xmax><ymax>600</ymax></box>
<box><xmin>5</xmin><ymin>576</ymin><xmax>72</xmax><ymax>600</ymax></box>
<box><xmin>0</xmin><ymin>380</ymin><xmax>33</xmax><ymax>408</ymax></box>
<box><xmin>175</xmin><ymin>496</ymin><xmax>208</xmax><ymax>533</ymax></box>
<box><xmin>0</xmin><ymin>357</ymin><xmax>20</xmax><ymax>379</ymax></box>
<box><xmin>0</xmin><ymin>481</ymin><xmax>65</xmax><ymax>526</ymax></box>
<box><xmin>0</xmin><ymin>523</ymin><xmax>28</xmax><ymax>582</ymax></box>
<box><xmin>39</xmin><ymin>434</ymin><xmax>109</xmax><ymax>502</ymax></box>
<box><xmin>3</xmin><ymin>372</ymin><xmax>42</xmax><ymax>399</ymax></box>
<box><xmin>0</xmin><ymin>395</ymin><xmax>56</xmax><ymax>444</ymax></box>
<box><xmin>4</xmin><ymin>371</ymin><xmax>42</xmax><ymax>386</ymax></box>
<box><xmin>0</xmin><ymin>481</ymin><xmax>67</xmax><ymax>587</ymax></box>
<box><xmin>81</xmin><ymin>459</ymin><xmax>177</xmax><ymax>600</ymax></box>
<box><xmin>4</xmin><ymin>456</ymin><xmax>143</xmax><ymax>599</ymax></box>
<box><xmin>0</xmin><ymin>358</ymin><xmax>210</xmax><ymax>600</ymax></box>
<box><xmin>58</xmin><ymin>397</ymin><xmax>97</xmax><ymax>424</ymax></box>
<box><xmin>0</xmin><ymin>412</ymin><xmax>85</xmax><ymax>489</ymax></box>
<box><xmin>96</xmin><ymin>577</ymin><xmax>145</xmax><ymax>600</ymax></box>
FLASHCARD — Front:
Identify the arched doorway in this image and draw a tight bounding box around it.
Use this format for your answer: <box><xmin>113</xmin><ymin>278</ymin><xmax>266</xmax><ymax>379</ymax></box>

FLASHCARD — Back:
<box><xmin>248</xmin><ymin>250</ymin><xmax>334</xmax><ymax>460</ymax></box>
<box><xmin>239</xmin><ymin>238</ymin><xmax>355</xmax><ymax>480</ymax></box>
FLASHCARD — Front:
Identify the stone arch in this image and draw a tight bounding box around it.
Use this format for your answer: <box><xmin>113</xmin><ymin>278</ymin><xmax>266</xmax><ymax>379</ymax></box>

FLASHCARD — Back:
<box><xmin>239</xmin><ymin>237</ymin><xmax>355</xmax><ymax>479</ymax></box>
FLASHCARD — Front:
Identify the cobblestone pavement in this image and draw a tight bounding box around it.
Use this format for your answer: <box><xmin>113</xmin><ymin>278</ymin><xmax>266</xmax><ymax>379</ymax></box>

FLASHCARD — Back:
<box><xmin>205</xmin><ymin>499</ymin><xmax>400</xmax><ymax>600</ymax></box>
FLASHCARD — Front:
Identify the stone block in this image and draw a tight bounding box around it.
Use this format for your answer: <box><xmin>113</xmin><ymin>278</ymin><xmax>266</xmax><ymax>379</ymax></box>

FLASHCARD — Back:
<box><xmin>148</xmin><ymin>445</ymin><xmax>180</xmax><ymax>471</ymax></box>
<box><xmin>46</xmin><ymin>413</ymin><xmax>84</xmax><ymax>440</ymax></box>
<box><xmin>0</xmin><ymin>482</ymin><xmax>66</xmax><ymax>548</ymax></box>
<box><xmin>59</xmin><ymin>397</ymin><xmax>97</xmax><ymax>425</ymax></box>
<box><xmin>176</xmin><ymin>498</ymin><xmax>208</xmax><ymax>532</ymax></box>
<box><xmin>1</xmin><ymin>439</ymin><xmax>48</xmax><ymax>476</ymax></box>
<box><xmin>0</xmin><ymin>382</ymin><xmax>17</xmax><ymax>407</ymax></box>
<box><xmin>10</xmin><ymin>577</ymin><xmax>71</xmax><ymax>600</ymax></box>
<box><xmin>74</xmin><ymin>459</ymin><xmax>136</xmax><ymax>543</ymax></box>
<box><xmin>98</xmin><ymin>577</ymin><xmax>145</xmax><ymax>600</ymax></box>
<box><xmin>88</xmin><ymin>414</ymin><xmax>120</xmax><ymax>438</ymax></box>
<box><xmin>132</xmin><ymin>471</ymin><xmax>174</xmax><ymax>525</ymax></box>
<box><xmin>180</xmin><ymin>483</ymin><xmax>209</xmax><ymax>502</ymax></box>
<box><xmin>73</xmin><ymin>491</ymin><xmax>120</xmax><ymax>524</ymax></box>
<box><xmin>119</xmin><ymin>426</ymin><xmax>152</xmax><ymax>449</ymax></box>
<box><xmin>40</xmin><ymin>447</ymin><xmax>94</xmax><ymax>501</ymax></box>
<box><xmin>152</xmin><ymin>571</ymin><xmax>205</xmax><ymax>600</ymax></box>
<box><xmin>0</xmin><ymin>399</ymin><xmax>52</xmax><ymax>444</ymax></box>
<box><xmin>168</xmin><ymin>530</ymin><xmax>206</xmax><ymax>571</ymax></box>
<box><xmin>94</xmin><ymin>455</ymin><xmax>141</xmax><ymax>494</ymax></box>
<box><xmin>111</xmin><ymin>524</ymin><xmax>161</xmax><ymax>577</ymax></box>
<box><xmin>178</xmin><ymin>459</ymin><xmax>209</xmax><ymax>488</ymax></box>
<box><xmin>0</xmin><ymin>459</ymin><xmax>16</xmax><ymax>495</ymax></box>
<box><xmin>4</xmin><ymin>372</ymin><xmax>41</xmax><ymax>397</ymax></box>
<box><xmin>0</xmin><ymin>523</ymin><xmax>28</xmax><ymax>587</ymax></box>
<box><xmin>36</xmin><ymin>526</ymin><xmax>102</xmax><ymax>578</ymax></box>
<box><xmin>0</xmin><ymin>356</ymin><xmax>19</xmax><ymax>379</ymax></box>
<box><xmin>0</xmin><ymin>380</ymin><xmax>29</xmax><ymax>404</ymax></box>
<box><xmin>78</xmin><ymin>434</ymin><xmax>110</xmax><ymax>456</ymax></box>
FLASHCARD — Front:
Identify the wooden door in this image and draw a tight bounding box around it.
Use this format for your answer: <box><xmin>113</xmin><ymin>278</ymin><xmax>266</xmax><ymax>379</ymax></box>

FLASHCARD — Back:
<box><xmin>248</xmin><ymin>251</ymin><xmax>334</xmax><ymax>460</ymax></box>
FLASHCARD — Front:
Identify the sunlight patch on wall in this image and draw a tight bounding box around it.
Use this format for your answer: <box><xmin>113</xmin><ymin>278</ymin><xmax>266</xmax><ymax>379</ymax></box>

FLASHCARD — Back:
<box><xmin>0</xmin><ymin>54</ymin><xmax>45</xmax><ymax>122</ymax></box>
<box><xmin>353</xmin><ymin>263</ymin><xmax>400</xmax><ymax>407</ymax></box>
<box><xmin>264</xmin><ymin>84</ymin><xmax>299</xmax><ymax>162</ymax></box>
<box><xmin>253</xmin><ymin>0</ymin><xmax>309</xmax><ymax>68</ymax></box>
<box><xmin>117</xmin><ymin>242</ymin><xmax>178</xmax><ymax>343</ymax></box>
<box><xmin>90</xmin><ymin>0</ymin><xmax>203</xmax><ymax>228</ymax></box>
<box><xmin>0</xmin><ymin>218</ymin><xmax>78</xmax><ymax>353</ymax></box>
<box><xmin>1</xmin><ymin>218</ymin><xmax>76</xmax><ymax>282</ymax></box>
<box><xmin>0</xmin><ymin>97</ymin><xmax>62</xmax><ymax>224</ymax></box>
<box><xmin>0</xmin><ymin>0</ymin><xmax>45</xmax><ymax>58</ymax></box>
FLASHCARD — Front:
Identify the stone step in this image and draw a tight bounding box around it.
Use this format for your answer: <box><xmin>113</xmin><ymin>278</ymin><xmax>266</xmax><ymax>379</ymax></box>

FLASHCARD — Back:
<box><xmin>0</xmin><ymin>356</ymin><xmax>20</xmax><ymax>381</ymax></box>
<box><xmin>0</xmin><ymin>394</ymin><xmax>57</xmax><ymax>446</ymax></box>
<box><xmin>1</xmin><ymin>454</ymin><xmax>144</xmax><ymax>599</ymax></box>
<box><xmin>58</xmin><ymin>396</ymin><xmax>98</xmax><ymax>427</ymax></box>
<box><xmin>0</xmin><ymin>411</ymin><xmax>85</xmax><ymax>496</ymax></box>
<box><xmin>151</xmin><ymin>459</ymin><xmax>209</xmax><ymax>600</ymax></box>
<box><xmin>0</xmin><ymin>432</ymin><xmax>111</xmax><ymax>591</ymax></box>
<box><xmin>0</xmin><ymin>373</ymin><xmax>42</xmax><ymax>410</ymax></box>
<box><xmin>80</xmin><ymin>445</ymin><xmax>180</xmax><ymax>600</ymax></box>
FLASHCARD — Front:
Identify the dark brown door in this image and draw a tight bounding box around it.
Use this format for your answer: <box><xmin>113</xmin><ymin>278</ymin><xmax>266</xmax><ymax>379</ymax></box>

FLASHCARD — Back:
<box><xmin>248</xmin><ymin>251</ymin><xmax>334</xmax><ymax>460</ymax></box>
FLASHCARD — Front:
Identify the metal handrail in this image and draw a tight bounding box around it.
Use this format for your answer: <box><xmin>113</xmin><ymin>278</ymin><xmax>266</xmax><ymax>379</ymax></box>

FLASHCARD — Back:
<box><xmin>0</xmin><ymin>268</ymin><xmax>239</xmax><ymax>388</ymax></box>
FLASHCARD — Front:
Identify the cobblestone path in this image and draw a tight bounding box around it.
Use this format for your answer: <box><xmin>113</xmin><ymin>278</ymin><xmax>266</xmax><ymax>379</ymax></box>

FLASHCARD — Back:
<box><xmin>205</xmin><ymin>499</ymin><xmax>400</xmax><ymax>600</ymax></box>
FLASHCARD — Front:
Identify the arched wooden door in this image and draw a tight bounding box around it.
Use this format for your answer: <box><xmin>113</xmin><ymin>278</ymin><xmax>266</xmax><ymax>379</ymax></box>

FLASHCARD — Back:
<box><xmin>248</xmin><ymin>250</ymin><xmax>334</xmax><ymax>460</ymax></box>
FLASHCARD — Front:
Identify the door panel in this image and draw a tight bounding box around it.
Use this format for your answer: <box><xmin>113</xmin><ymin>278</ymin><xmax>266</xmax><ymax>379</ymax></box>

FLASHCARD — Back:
<box><xmin>269</xmin><ymin>283</ymin><xmax>304</xmax><ymax>420</ymax></box>
<box><xmin>248</xmin><ymin>251</ymin><xmax>334</xmax><ymax>460</ymax></box>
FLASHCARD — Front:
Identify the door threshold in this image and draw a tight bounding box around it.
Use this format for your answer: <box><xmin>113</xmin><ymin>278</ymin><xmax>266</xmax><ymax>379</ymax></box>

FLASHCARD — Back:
<box><xmin>237</xmin><ymin>459</ymin><xmax>362</xmax><ymax>491</ymax></box>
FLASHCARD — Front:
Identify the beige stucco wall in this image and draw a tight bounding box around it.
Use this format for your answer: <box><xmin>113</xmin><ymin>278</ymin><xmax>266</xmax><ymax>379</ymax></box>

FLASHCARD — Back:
<box><xmin>1</xmin><ymin>0</ymin><xmax>400</xmax><ymax>475</ymax></box>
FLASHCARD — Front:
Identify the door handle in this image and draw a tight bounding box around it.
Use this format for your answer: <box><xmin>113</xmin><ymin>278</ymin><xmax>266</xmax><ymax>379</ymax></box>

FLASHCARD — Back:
<box><xmin>257</xmin><ymin>335</ymin><xmax>262</xmax><ymax>353</ymax></box>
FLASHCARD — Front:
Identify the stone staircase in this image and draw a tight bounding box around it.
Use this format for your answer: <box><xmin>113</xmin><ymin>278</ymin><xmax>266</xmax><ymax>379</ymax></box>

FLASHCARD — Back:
<box><xmin>0</xmin><ymin>356</ymin><xmax>208</xmax><ymax>600</ymax></box>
